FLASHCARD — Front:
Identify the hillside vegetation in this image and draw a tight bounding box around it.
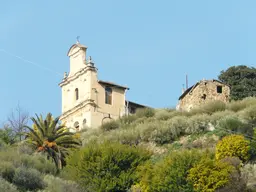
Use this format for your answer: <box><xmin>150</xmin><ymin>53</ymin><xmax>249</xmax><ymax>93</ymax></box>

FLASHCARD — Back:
<box><xmin>1</xmin><ymin>97</ymin><xmax>256</xmax><ymax>191</ymax></box>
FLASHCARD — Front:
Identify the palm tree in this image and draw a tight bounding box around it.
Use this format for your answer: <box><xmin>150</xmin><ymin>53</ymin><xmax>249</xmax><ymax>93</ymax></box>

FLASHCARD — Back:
<box><xmin>25</xmin><ymin>113</ymin><xmax>81</xmax><ymax>171</ymax></box>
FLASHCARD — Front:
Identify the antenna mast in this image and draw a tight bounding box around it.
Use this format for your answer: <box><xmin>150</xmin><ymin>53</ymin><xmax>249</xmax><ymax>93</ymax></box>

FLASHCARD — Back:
<box><xmin>186</xmin><ymin>74</ymin><xmax>188</xmax><ymax>89</ymax></box>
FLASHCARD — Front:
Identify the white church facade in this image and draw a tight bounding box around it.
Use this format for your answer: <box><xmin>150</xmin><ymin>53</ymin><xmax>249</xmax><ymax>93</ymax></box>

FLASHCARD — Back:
<box><xmin>59</xmin><ymin>41</ymin><xmax>146</xmax><ymax>131</ymax></box>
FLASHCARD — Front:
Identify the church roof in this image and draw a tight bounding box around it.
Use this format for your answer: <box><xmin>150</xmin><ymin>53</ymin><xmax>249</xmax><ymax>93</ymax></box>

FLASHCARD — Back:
<box><xmin>98</xmin><ymin>80</ymin><xmax>129</xmax><ymax>90</ymax></box>
<box><xmin>125</xmin><ymin>100</ymin><xmax>151</xmax><ymax>108</ymax></box>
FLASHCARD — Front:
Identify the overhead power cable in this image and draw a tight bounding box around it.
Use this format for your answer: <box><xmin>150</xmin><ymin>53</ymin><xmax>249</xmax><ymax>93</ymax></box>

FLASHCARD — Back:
<box><xmin>0</xmin><ymin>49</ymin><xmax>62</xmax><ymax>77</ymax></box>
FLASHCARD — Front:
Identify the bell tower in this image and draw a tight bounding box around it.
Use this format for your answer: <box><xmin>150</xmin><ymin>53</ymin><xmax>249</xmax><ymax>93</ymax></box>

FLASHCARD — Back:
<box><xmin>59</xmin><ymin>40</ymin><xmax>98</xmax><ymax>131</ymax></box>
<box><xmin>67</xmin><ymin>40</ymin><xmax>87</xmax><ymax>76</ymax></box>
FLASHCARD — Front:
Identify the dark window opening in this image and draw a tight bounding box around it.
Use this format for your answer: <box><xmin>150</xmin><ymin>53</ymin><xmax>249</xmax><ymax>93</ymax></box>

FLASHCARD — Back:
<box><xmin>105</xmin><ymin>87</ymin><xmax>112</xmax><ymax>105</ymax></box>
<box><xmin>217</xmin><ymin>86</ymin><xmax>222</xmax><ymax>93</ymax></box>
<box><xmin>74</xmin><ymin>121</ymin><xmax>79</xmax><ymax>130</ymax></box>
<box><xmin>201</xmin><ymin>94</ymin><xmax>207</xmax><ymax>100</ymax></box>
<box><xmin>83</xmin><ymin>119</ymin><xmax>87</xmax><ymax>126</ymax></box>
<box><xmin>75</xmin><ymin>88</ymin><xmax>79</xmax><ymax>100</ymax></box>
<box><xmin>129</xmin><ymin>107</ymin><xmax>136</xmax><ymax>114</ymax></box>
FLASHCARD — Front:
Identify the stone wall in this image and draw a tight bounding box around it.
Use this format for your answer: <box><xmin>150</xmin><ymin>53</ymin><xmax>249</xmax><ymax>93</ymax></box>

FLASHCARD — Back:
<box><xmin>177</xmin><ymin>80</ymin><xmax>230</xmax><ymax>111</ymax></box>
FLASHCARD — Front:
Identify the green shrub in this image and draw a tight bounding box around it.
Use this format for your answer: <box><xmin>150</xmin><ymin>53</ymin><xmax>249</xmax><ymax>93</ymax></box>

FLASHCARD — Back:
<box><xmin>13</xmin><ymin>167</ymin><xmax>45</xmax><ymax>191</ymax></box>
<box><xmin>190</xmin><ymin>100</ymin><xmax>226</xmax><ymax>115</ymax></box>
<box><xmin>187</xmin><ymin>157</ymin><xmax>235</xmax><ymax>192</ymax></box>
<box><xmin>186</xmin><ymin>114</ymin><xmax>211</xmax><ymax>134</ymax></box>
<box><xmin>101</xmin><ymin>120</ymin><xmax>120</xmax><ymax>131</ymax></box>
<box><xmin>39</xmin><ymin>174</ymin><xmax>83</xmax><ymax>192</ymax></box>
<box><xmin>240</xmin><ymin>105</ymin><xmax>256</xmax><ymax>123</ymax></box>
<box><xmin>136</xmin><ymin>149</ymin><xmax>203</xmax><ymax>192</ymax></box>
<box><xmin>216</xmin><ymin>116</ymin><xmax>253</xmax><ymax>136</ymax></box>
<box><xmin>241</xmin><ymin>163</ymin><xmax>256</xmax><ymax>191</ymax></box>
<box><xmin>20</xmin><ymin>154</ymin><xmax>57</xmax><ymax>175</ymax></box>
<box><xmin>215</xmin><ymin>134</ymin><xmax>250</xmax><ymax>162</ymax></box>
<box><xmin>0</xmin><ymin>139</ymin><xmax>7</xmax><ymax>148</ymax></box>
<box><xmin>210</xmin><ymin>110</ymin><xmax>236</xmax><ymax>126</ymax></box>
<box><xmin>117</xmin><ymin>128</ymin><xmax>141</xmax><ymax>145</ymax></box>
<box><xmin>0</xmin><ymin>162</ymin><xmax>15</xmax><ymax>182</ymax></box>
<box><xmin>0</xmin><ymin>178</ymin><xmax>18</xmax><ymax>192</ymax></box>
<box><xmin>167</xmin><ymin>116</ymin><xmax>188</xmax><ymax>135</ymax></box>
<box><xmin>155</xmin><ymin>110</ymin><xmax>179</xmax><ymax>120</ymax></box>
<box><xmin>226</xmin><ymin>97</ymin><xmax>256</xmax><ymax>112</ymax></box>
<box><xmin>135</xmin><ymin>108</ymin><xmax>155</xmax><ymax>118</ymax></box>
<box><xmin>119</xmin><ymin>115</ymin><xmax>137</xmax><ymax>125</ymax></box>
<box><xmin>227</xmin><ymin>100</ymin><xmax>247</xmax><ymax>112</ymax></box>
<box><xmin>138</xmin><ymin>121</ymin><xmax>160</xmax><ymax>142</ymax></box>
<box><xmin>63</xmin><ymin>142</ymin><xmax>151</xmax><ymax>192</ymax></box>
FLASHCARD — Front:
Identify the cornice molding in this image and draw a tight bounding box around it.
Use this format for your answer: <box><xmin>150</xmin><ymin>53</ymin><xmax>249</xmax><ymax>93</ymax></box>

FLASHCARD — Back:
<box><xmin>59</xmin><ymin>66</ymin><xmax>97</xmax><ymax>87</ymax></box>
<box><xmin>60</xmin><ymin>99</ymin><xmax>96</xmax><ymax>120</ymax></box>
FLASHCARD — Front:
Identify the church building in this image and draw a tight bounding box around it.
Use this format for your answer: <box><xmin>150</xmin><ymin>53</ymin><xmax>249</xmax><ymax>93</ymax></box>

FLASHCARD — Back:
<box><xmin>59</xmin><ymin>41</ymin><xmax>146</xmax><ymax>131</ymax></box>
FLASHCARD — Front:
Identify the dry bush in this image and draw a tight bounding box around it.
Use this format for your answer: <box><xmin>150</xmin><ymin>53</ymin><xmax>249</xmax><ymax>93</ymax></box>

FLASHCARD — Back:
<box><xmin>135</xmin><ymin>108</ymin><xmax>155</xmax><ymax>118</ymax></box>
<box><xmin>155</xmin><ymin>109</ymin><xmax>181</xmax><ymax>121</ymax></box>
<box><xmin>38</xmin><ymin>175</ymin><xmax>83</xmax><ymax>192</ymax></box>
<box><xmin>13</xmin><ymin>167</ymin><xmax>45</xmax><ymax>191</ymax></box>
<box><xmin>100</xmin><ymin>120</ymin><xmax>120</xmax><ymax>131</ymax></box>
<box><xmin>0</xmin><ymin>161</ymin><xmax>15</xmax><ymax>182</ymax></box>
<box><xmin>189</xmin><ymin>100</ymin><xmax>226</xmax><ymax>115</ymax></box>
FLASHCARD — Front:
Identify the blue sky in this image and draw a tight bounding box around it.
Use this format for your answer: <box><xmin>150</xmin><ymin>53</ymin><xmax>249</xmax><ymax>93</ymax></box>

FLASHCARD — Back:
<box><xmin>0</xmin><ymin>0</ymin><xmax>255</xmax><ymax>123</ymax></box>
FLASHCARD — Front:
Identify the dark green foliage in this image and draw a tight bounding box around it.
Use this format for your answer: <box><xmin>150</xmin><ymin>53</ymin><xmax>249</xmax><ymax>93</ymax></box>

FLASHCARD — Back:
<box><xmin>0</xmin><ymin>162</ymin><xmax>15</xmax><ymax>182</ymax></box>
<box><xmin>13</xmin><ymin>167</ymin><xmax>45</xmax><ymax>191</ymax></box>
<box><xmin>0</xmin><ymin>139</ymin><xmax>7</xmax><ymax>148</ymax></box>
<box><xmin>0</xmin><ymin>127</ymin><xmax>17</xmax><ymax>145</ymax></box>
<box><xmin>218</xmin><ymin>65</ymin><xmax>256</xmax><ymax>100</ymax></box>
<box><xmin>63</xmin><ymin>142</ymin><xmax>151</xmax><ymax>192</ymax></box>
<box><xmin>135</xmin><ymin>108</ymin><xmax>155</xmax><ymax>118</ymax></box>
<box><xmin>136</xmin><ymin>150</ymin><xmax>204</xmax><ymax>192</ymax></box>
<box><xmin>0</xmin><ymin>178</ymin><xmax>18</xmax><ymax>192</ymax></box>
<box><xmin>101</xmin><ymin>120</ymin><xmax>120</xmax><ymax>131</ymax></box>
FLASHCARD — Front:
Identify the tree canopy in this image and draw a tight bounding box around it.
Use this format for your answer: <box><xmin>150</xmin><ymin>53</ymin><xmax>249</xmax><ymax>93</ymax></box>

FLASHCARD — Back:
<box><xmin>218</xmin><ymin>65</ymin><xmax>256</xmax><ymax>100</ymax></box>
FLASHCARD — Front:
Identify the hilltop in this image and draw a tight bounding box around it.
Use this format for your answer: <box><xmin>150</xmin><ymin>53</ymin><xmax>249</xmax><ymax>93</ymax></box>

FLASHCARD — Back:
<box><xmin>1</xmin><ymin>97</ymin><xmax>256</xmax><ymax>191</ymax></box>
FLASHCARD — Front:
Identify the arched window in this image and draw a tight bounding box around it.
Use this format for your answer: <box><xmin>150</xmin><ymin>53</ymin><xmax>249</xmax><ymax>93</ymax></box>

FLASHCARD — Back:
<box><xmin>83</xmin><ymin>119</ymin><xmax>87</xmax><ymax>126</ymax></box>
<box><xmin>105</xmin><ymin>87</ymin><xmax>112</xmax><ymax>105</ymax></box>
<box><xmin>74</xmin><ymin>121</ymin><xmax>79</xmax><ymax>131</ymax></box>
<box><xmin>75</xmin><ymin>88</ymin><xmax>79</xmax><ymax>100</ymax></box>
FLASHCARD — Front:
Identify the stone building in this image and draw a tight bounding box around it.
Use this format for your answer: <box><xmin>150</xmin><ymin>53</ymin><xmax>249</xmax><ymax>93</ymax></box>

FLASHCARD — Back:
<box><xmin>176</xmin><ymin>79</ymin><xmax>230</xmax><ymax>111</ymax></box>
<box><xmin>59</xmin><ymin>41</ymin><xmax>146</xmax><ymax>131</ymax></box>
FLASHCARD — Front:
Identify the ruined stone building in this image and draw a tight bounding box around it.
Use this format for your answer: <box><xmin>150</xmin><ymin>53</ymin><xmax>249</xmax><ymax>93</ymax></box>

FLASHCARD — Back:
<box><xmin>176</xmin><ymin>79</ymin><xmax>230</xmax><ymax>111</ymax></box>
<box><xmin>59</xmin><ymin>41</ymin><xmax>146</xmax><ymax>131</ymax></box>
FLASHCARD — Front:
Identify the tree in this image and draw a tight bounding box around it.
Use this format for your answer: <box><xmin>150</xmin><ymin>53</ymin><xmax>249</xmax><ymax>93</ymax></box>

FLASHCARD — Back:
<box><xmin>218</xmin><ymin>65</ymin><xmax>256</xmax><ymax>100</ymax></box>
<box><xmin>7</xmin><ymin>104</ymin><xmax>29</xmax><ymax>141</ymax></box>
<box><xmin>0</xmin><ymin>124</ymin><xmax>17</xmax><ymax>145</ymax></box>
<box><xmin>25</xmin><ymin>113</ymin><xmax>81</xmax><ymax>171</ymax></box>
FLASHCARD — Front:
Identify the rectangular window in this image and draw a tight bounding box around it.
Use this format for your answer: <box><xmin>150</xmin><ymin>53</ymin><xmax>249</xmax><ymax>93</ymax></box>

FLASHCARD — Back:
<box><xmin>217</xmin><ymin>86</ymin><xmax>222</xmax><ymax>93</ymax></box>
<box><xmin>105</xmin><ymin>87</ymin><xmax>112</xmax><ymax>105</ymax></box>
